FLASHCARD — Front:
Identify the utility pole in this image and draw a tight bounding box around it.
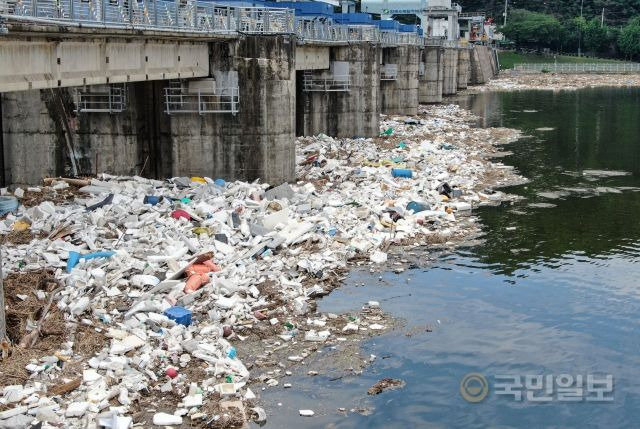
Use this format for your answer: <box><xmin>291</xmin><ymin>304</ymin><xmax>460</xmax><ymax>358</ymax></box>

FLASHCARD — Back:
<box><xmin>503</xmin><ymin>0</ymin><xmax>508</xmax><ymax>26</ymax></box>
<box><xmin>578</xmin><ymin>0</ymin><xmax>584</xmax><ymax>57</ymax></box>
<box><xmin>0</xmin><ymin>249</ymin><xmax>5</xmax><ymax>344</ymax></box>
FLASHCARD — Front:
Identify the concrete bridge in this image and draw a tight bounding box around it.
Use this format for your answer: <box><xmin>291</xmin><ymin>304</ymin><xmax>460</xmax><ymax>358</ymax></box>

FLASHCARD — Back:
<box><xmin>0</xmin><ymin>0</ymin><xmax>499</xmax><ymax>186</ymax></box>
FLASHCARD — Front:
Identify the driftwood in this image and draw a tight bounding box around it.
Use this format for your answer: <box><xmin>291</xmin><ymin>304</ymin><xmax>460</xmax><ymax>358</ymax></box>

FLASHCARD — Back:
<box><xmin>18</xmin><ymin>286</ymin><xmax>63</xmax><ymax>348</ymax></box>
<box><xmin>43</xmin><ymin>177</ymin><xmax>90</xmax><ymax>187</ymax></box>
<box><xmin>48</xmin><ymin>378</ymin><xmax>81</xmax><ymax>396</ymax></box>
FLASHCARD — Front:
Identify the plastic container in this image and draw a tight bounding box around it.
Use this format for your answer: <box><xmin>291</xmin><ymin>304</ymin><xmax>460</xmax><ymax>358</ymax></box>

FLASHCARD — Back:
<box><xmin>0</xmin><ymin>196</ymin><xmax>19</xmax><ymax>216</ymax></box>
<box><xmin>391</xmin><ymin>168</ymin><xmax>413</xmax><ymax>178</ymax></box>
<box><xmin>406</xmin><ymin>201</ymin><xmax>429</xmax><ymax>213</ymax></box>
<box><xmin>164</xmin><ymin>306</ymin><xmax>192</xmax><ymax>326</ymax></box>
<box><xmin>143</xmin><ymin>195</ymin><xmax>161</xmax><ymax>205</ymax></box>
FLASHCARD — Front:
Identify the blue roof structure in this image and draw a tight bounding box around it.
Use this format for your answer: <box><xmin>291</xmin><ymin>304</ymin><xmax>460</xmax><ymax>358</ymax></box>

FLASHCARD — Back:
<box><xmin>265</xmin><ymin>1</ymin><xmax>334</xmax><ymax>17</ymax></box>
<box><xmin>332</xmin><ymin>12</ymin><xmax>373</xmax><ymax>25</ymax></box>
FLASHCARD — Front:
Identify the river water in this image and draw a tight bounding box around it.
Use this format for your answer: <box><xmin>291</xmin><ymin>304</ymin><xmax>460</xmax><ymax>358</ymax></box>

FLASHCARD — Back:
<box><xmin>256</xmin><ymin>87</ymin><xmax>640</xmax><ymax>428</ymax></box>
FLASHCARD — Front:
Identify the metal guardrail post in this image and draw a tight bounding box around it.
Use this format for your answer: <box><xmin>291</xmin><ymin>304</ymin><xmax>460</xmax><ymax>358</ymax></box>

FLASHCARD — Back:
<box><xmin>174</xmin><ymin>0</ymin><xmax>178</xmax><ymax>28</ymax></box>
<box><xmin>194</xmin><ymin>1</ymin><xmax>198</xmax><ymax>29</ymax></box>
<box><xmin>264</xmin><ymin>10</ymin><xmax>269</xmax><ymax>33</ymax></box>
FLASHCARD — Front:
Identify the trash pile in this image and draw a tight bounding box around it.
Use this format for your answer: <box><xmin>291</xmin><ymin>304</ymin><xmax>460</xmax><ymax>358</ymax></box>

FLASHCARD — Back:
<box><xmin>480</xmin><ymin>72</ymin><xmax>640</xmax><ymax>92</ymax></box>
<box><xmin>0</xmin><ymin>104</ymin><xmax>523</xmax><ymax>427</ymax></box>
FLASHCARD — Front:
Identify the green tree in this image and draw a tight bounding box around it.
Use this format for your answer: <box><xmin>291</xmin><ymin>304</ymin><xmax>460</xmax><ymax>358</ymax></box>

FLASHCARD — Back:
<box><xmin>501</xmin><ymin>9</ymin><xmax>564</xmax><ymax>50</ymax></box>
<box><xmin>618</xmin><ymin>17</ymin><xmax>640</xmax><ymax>59</ymax></box>
<box><xmin>584</xmin><ymin>18</ymin><xmax>609</xmax><ymax>53</ymax></box>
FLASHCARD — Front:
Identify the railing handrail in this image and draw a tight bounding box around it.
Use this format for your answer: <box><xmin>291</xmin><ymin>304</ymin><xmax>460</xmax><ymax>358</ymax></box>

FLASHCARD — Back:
<box><xmin>3</xmin><ymin>0</ymin><xmax>428</xmax><ymax>45</ymax></box>
<box><xmin>0</xmin><ymin>0</ymin><xmax>295</xmax><ymax>34</ymax></box>
<box><xmin>513</xmin><ymin>63</ymin><xmax>640</xmax><ymax>74</ymax></box>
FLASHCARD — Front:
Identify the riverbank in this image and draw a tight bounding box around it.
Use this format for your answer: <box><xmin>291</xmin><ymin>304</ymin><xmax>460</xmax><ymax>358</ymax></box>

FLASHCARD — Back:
<box><xmin>470</xmin><ymin>71</ymin><xmax>640</xmax><ymax>92</ymax></box>
<box><xmin>0</xmin><ymin>104</ymin><xmax>523</xmax><ymax>428</ymax></box>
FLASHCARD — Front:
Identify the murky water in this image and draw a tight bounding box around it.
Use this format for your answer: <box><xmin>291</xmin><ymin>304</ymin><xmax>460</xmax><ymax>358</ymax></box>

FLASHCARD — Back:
<box><xmin>255</xmin><ymin>88</ymin><xmax>640</xmax><ymax>428</ymax></box>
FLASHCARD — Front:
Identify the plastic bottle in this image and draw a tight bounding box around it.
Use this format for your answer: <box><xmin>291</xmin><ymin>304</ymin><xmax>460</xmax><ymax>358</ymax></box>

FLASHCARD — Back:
<box><xmin>391</xmin><ymin>168</ymin><xmax>413</xmax><ymax>178</ymax></box>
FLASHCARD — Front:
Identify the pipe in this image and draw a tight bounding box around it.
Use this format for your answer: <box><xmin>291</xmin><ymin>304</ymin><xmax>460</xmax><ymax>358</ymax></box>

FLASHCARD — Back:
<box><xmin>0</xmin><ymin>93</ymin><xmax>5</xmax><ymax>187</ymax></box>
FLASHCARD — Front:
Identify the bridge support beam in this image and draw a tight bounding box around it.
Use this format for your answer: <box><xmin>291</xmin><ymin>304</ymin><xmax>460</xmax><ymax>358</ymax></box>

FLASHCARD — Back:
<box><xmin>296</xmin><ymin>43</ymin><xmax>381</xmax><ymax>138</ymax></box>
<box><xmin>442</xmin><ymin>47</ymin><xmax>459</xmax><ymax>96</ymax></box>
<box><xmin>0</xmin><ymin>36</ymin><xmax>209</xmax><ymax>92</ymax></box>
<box><xmin>380</xmin><ymin>45</ymin><xmax>420</xmax><ymax>116</ymax></box>
<box><xmin>160</xmin><ymin>35</ymin><xmax>296</xmax><ymax>185</ymax></box>
<box><xmin>419</xmin><ymin>46</ymin><xmax>444</xmax><ymax>104</ymax></box>
<box><xmin>457</xmin><ymin>47</ymin><xmax>471</xmax><ymax>90</ymax></box>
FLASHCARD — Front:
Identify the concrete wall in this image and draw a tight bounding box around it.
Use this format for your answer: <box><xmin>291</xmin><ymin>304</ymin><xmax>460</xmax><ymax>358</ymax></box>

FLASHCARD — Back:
<box><xmin>1</xmin><ymin>86</ymin><xmax>149</xmax><ymax>185</ymax></box>
<box><xmin>297</xmin><ymin>43</ymin><xmax>380</xmax><ymax>138</ymax></box>
<box><xmin>457</xmin><ymin>48</ymin><xmax>470</xmax><ymax>90</ymax></box>
<box><xmin>296</xmin><ymin>45</ymin><xmax>330</xmax><ymax>71</ymax></box>
<box><xmin>0</xmin><ymin>37</ymin><xmax>209</xmax><ymax>92</ymax></box>
<box><xmin>419</xmin><ymin>47</ymin><xmax>444</xmax><ymax>104</ymax></box>
<box><xmin>469</xmin><ymin>45</ymin><xmax>487</xmax><ymax>85</ymax></box>
<box><xmin>470</xmin><ymin>45</ymin><xmax>496</xmax><ymax>85</ymax></box>
<box><xmin>1</xmin><ymin>36</ymin><xmax>296</xmax><ymax>186</ymax></box>
<box><xmin>442</xmin><ymin>48</ymin><xmax>459</xmax><ymax>96</ymax></box>
<box><xmin>380</xmin><ymin>45</ymin><xmax>420</xmax><ymax>116</ymax></box>
<box><xmin>160</xmin><ymin>36</ymin><xmax>296</xmax><ymax>184</ymax></box>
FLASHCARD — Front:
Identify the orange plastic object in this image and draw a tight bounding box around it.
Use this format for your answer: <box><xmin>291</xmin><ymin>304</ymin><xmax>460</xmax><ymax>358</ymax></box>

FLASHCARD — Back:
<box><xmin>184</xmin><ymin>273</ymin><xmax>209</xmax><ymax>293</ymax></box>
<box><xmin>186</xmin><ymin>264</ymin><xmax>212</xmax><ymax>276</ymax></box>
<box><xmin>203</xmin><ymin>260</ymin><xmax>221</xmax><ymax>272</ymax></box>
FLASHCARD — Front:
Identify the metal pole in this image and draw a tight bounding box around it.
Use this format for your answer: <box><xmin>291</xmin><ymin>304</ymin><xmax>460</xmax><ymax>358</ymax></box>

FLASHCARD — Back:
<box><xmin>0</xmin><ymin>249</ymin><xmax>5</xmax><ymax>342</ymax></box>
<box><xmin>578</xmin><ymin>0</ymin><xmax>584</xmax><ymax>57</ymax></box>
<box><xmin>503</xmin><ymin>0</ymin><xmax>508</xmax><ymax>26</ymax></box>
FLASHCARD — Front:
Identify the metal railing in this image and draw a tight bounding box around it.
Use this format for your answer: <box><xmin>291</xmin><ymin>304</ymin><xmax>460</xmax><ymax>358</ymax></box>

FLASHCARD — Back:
<box><xmin>380</xmin><ymin>31</ymin><xmax>422</xmax><ymax>46</ymax></box>
<box><xmin>0</xmin><ymin>0</ymin><xmax>294</xmax><ymax>34</ymax></box>
<box><xmin>303</xmin><ymin>71</ymin><xmax>350</xmax><ymax>92</ymax></box>
<box><xmin>513</xmin><ymin>63</ymin><xmax>640</xmax><ymax>74</ymax></box>
<box><xmin>424</xmin><ymin>38</ymin><xmax>459</xmax><ymax>48</ymax></box>
<box><xmin>295</xmin><ymin>19</ymin><xmax>349</xmax><ymax>43</ymax></box>
<box><xmin>74</xmin><ymin>84</ymin><xmax>127</xmax><ymax>113</ymax></box>
<box><xmin>164</xmin><ymin>81</ymin><xmax>239</xmax><ymax>114</ymax></box>
<box><xmin>2</xmin><ymin>0</ymin><xmax>431</xmax><ymax>45</ymax></box>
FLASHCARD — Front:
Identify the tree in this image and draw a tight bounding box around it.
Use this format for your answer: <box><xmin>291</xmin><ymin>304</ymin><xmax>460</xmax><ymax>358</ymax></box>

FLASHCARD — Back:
<box><xmin>618</xmin><ymin>17</ymin><xmax>640</xmax><ymax>59</ymax></box>
<box><xmin>501</xmin><ymin>9</ymin><xmax>564</xmax><ymax>50</ymax></box>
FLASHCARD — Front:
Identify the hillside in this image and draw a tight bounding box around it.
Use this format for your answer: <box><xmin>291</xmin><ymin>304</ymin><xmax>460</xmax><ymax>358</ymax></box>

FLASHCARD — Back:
<box><xmin>458</xmin><ymin>0</ymin><xmax>640</xmax><ymax>26</ymax></box>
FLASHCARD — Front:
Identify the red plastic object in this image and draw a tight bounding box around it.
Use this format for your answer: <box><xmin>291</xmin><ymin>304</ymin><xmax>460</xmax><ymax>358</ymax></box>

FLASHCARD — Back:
<box><xmin>171</xmin><ymin>209</ymin><xmax>191</xmax><ymax>221</ymax></box>
<box><xmin>166</xmin><ymin>367</ymin><xmax>178</xmax><ymax>379</ymax></box>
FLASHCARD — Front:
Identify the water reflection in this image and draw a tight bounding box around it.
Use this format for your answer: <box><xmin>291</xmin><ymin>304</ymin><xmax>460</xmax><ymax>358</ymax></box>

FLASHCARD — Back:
<box><xmin>457</xmin><ymin>88</ymin><xmax>640</xmax><ymax>274</ymax></box>
<box><xmin>255</xmin><ymin>88</ymin><xmax>640</xmax><ymax>429</ymax></box>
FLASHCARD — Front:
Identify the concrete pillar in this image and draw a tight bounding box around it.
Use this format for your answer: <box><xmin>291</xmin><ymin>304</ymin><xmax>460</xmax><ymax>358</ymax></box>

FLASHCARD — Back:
<box><xmin>469</xmin><ymin>45</ymin><xmax>487</xmax><ymax>85</ymax></box>
<box><xmin>489</xmin><ymin>47</ymin><xmax>499</xmax><ymax>76</ymax></box>
<box><xmin>298</xmin><ymin>43</ymin><xmax>380</xmax><ymax>138</ymax></box>
<box><xmin>160</xmin><ymin>36</ymin><xmax>296</xmax><ymax>185</ymax></box>
<box><xmin>1</xmin><ymin>86</ymin><xmax>150</xmax><ymax>185</ymax></box>
<box><xmin>456</xmin><ymin>48</ymin><xmax>471</xmax><ymax>90</ymax></box>
<box><xmin>380</xmin><ymin>45</ymin><xmax>420</xmax><ymax>116</ymax></box>
<box><xmin>442</xmin><ymin>48</ymin><xmax>459</xmax><ymax>96</ymax></box>
<box><xmin>419</xmin><ymin>46</ymin><xmax>444</xmax><ymax>104</ymax></box>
